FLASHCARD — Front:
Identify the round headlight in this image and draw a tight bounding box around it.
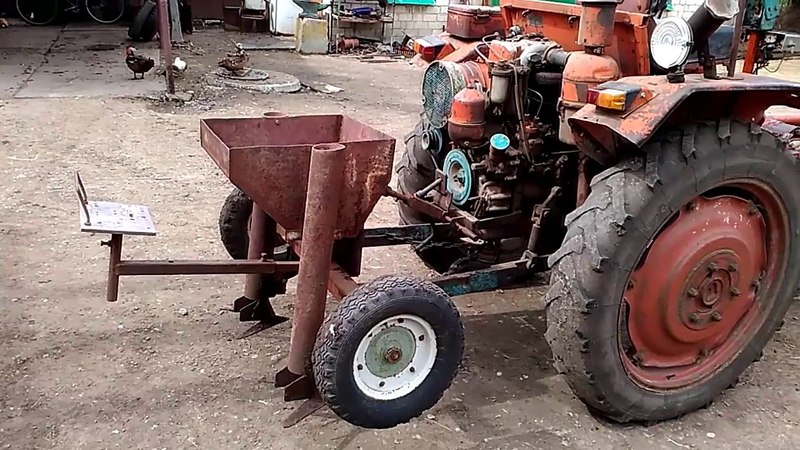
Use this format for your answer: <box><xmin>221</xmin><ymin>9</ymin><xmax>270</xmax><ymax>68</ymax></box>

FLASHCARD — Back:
<box><xmin>650</xmin><ymin>18</ymin><xmax>694</xmax><ymax>70</ymax></box>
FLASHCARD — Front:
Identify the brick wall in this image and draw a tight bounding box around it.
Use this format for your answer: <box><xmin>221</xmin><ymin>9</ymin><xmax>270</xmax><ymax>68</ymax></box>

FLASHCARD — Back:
<box><xmin>333</xmin><ymin>0</ymin><xmax>478</xmax><ymax>43</ymax></box>
<box><xmin>334</xmin><ymin>0</ymin><xmax>714</xmax><ymax>45</ymax></box>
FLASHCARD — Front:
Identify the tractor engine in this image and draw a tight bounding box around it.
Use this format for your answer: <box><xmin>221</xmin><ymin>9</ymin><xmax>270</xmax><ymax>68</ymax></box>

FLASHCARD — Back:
<box><xmin>417</xmin><ymin>0</ymin><xmax>623</xmax><ymax>230</ymax></box>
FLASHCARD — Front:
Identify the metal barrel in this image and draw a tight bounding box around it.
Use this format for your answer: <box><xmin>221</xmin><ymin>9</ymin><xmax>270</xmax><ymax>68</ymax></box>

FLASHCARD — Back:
<box><xmin>286</xmin><ymin>142</ymin><xmax>347</xmax><ymax>374</ymax></box>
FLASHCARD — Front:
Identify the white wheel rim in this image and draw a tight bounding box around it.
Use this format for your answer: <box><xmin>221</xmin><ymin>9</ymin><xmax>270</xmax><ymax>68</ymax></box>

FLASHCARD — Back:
<box><xmin>352</xmin><ymin>314</ymin><xmax>438</xmax><ymax>401</ymax></box>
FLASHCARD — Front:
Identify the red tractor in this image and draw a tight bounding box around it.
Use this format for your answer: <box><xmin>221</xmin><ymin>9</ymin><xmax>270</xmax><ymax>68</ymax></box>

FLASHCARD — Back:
<box><xmin>83</xmin><ymin>0</ymin><xmax>800</xmax><ymax>431</ymax></box>
<box><xmin>394</xmin><ymin>0</ymin><xmax>800</xmax><ymax>424</ymax></box>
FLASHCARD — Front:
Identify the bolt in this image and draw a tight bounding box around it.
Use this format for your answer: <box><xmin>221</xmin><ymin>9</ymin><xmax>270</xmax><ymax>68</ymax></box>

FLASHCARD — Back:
<box><xmin>686</xmin><ymin>201</ymin><xmax>696</xmax><ymax>211</ymax></box>
<box><xmin>711</xmin><ymin>311</ymin><xmax>723</xmax><ymax>322</ymax></box>
<box><xmin>728</xmin><ymin>263</ymin><xmax>738</xmax><ymax>272</ymax></box>
<box><xmin>357</xmin><ymin>364</ymin><xmax>363</xmax><ymax>370</ymax></box>
<box><xmin>632</xmin><ymin>353</ymin><xmax>644</xmax><ymax>364</ymax></box>
<box><xmin>748</xmin><ymin>203</ymin><xmax>760</xmax><ymax>215</ymax></box>
<box><xmin>687</xmin><ymin>287</ymin><xmax>699</xmax><ymax>298</ymax></box>
<box><xmin>627</xmin><ymin>279</ymin><xmax>635</xmax><ymax>290</ymax></box>
<box><xmin>379</xmin><ymin>381</ymin><xmax>385</xmax><ymax>387</ymax></box>
<box><xmin>700</xmin><ymin>348</ymin><xmax>711</xmax><ymax>357</ymax></box>
<box><xmin>409</xmin><ymin>367</ymin><xmax>416</xmax><ymax>373</ymax></box>
<box><xmin>418</xmin><ymin>335</ymin><xmax>425</xmax><ymax>341</ymax></box>
<box><xmin>708</xmin><ymin>262</ymin><xmax>718</xmax><ymax>272</ymax></box>
<box><xmin>386</xmin><ymin>348</ymin><xmax>402</xmax><ymax>363</ymax></box>
<box><xmin>731</xmin><ymin>287</ymin><xmax>741</xmax><ymax>297</ymax></box>
<box><xmin>689</xmin><ymin>313</ymin><xmax>700</xmax><ymax>324</ymax></box>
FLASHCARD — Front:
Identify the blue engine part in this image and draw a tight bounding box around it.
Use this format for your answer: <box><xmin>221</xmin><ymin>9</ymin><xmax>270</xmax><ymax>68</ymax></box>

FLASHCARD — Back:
<box><xmin>443</xmin><ymin>149</ymin><xmax>473</xmax><ymax>206</ymax></box>
<box><xmin>490</xmin><ymin>133</ymin><xmax>510</xmax><ymax>152</ymax></box>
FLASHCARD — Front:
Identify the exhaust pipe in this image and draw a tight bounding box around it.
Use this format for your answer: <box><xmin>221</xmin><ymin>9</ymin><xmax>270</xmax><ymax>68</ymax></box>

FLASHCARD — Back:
<box><xmin>688</xmin><ymin>0</ymin><xmax>740</xmax><ymax>48</ymax></box>
<box><xmin>687</xmin><ymin>0</ymin><xmax>740</xmax><ymax>78</ymax></box>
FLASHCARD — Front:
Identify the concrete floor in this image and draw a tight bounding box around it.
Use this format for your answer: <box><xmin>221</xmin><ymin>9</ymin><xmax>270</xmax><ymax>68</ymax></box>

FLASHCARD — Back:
<box><xmin>0</xmin><ymin>22</ymin><xmax>162</xmax><ymax>99</ymax></box>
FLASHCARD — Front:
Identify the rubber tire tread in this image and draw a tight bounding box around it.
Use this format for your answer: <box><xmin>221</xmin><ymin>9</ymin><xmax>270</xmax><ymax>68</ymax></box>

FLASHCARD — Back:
<box><xmin>16</xmin><ymin>0</ymin><xmax>59</xmax><ymax>25</ymax></box>
<box><xmin>312</xmin><ymin>275</ymin><xmax>464</xmax><ymax>429</ymax></box>
<box><xmin>218</xmin><ymin>187</ymin><xmax>252</xmax><ymax>260</ymax></box>
<box><xmin>545</xmin><ymin>120</ymin><xmax>800</xmax><ymax>422</ymax></box>
<box><xmin>128</xmin><ymin>0</ymin><xmax>157</xmax><ymax>42</ymax></box>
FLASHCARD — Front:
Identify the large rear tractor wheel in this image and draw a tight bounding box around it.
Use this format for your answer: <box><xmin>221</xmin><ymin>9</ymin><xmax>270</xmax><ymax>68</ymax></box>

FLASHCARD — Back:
<box><xmin>546</xmin><ymin>120</ymin><xmax>800</xmax><ymax>422</ymax></box>
<box><xmin>312</xmin><ymin>275</ymin><xmax>464</xmax><ymax>428</ymax></box>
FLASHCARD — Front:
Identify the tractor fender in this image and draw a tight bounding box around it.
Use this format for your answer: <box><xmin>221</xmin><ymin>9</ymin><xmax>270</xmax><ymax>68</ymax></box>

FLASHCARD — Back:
<box><xmin>567</xmin><ymin>73</ymin><xmax>800</xmax><ymax>165</ymax></box>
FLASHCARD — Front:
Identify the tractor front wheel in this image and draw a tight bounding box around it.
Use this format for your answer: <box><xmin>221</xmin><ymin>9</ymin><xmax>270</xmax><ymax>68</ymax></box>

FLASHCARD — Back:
<box><xmin>546</xmin><ymin>121</ymin><xmax>800</xmax><ymax>422</ymax></box>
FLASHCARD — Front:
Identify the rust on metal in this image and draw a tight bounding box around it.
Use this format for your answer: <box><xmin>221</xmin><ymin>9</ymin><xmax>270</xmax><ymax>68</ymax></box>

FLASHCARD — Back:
<box><xmin>338</xmin><ymin>38</ymin><xmax>360</xmax><ymax>51</ymax></box>
<box><xmin>499</xmin><ymin>0</ymin><xmax>651</xmax><ymax>76</ymax></box>
<box><xmin>200</xmin><ymin>114</ymin><xmax>396</xmax><ymax>239</ymax></box>
<box><xmin>569</xmin><ymin>73</ymin><xmax>800</xmax><ymax>158</ymax></box>
<box><xmin>282</xmin><ymin>398</ymin><xmax>324</xmax><ymax>428</ymax></box>
<box><xmin>742</xmin><ymin>31</ymin><xmax>760</xmax><ymax>74</ymax></box>
<box><xmin>285</xmin><ymin>143</ymin><xmax>346</xmax><ymax>376</ymax></box>
<box><xmin>328</xmin><ymin>264</ymin><xmax>359</xmax><ymax>301</ymax></box>
<box><xmin>244</xmin><ymin>205</ymin><xmax>274</xmax><ymax>300</ymax></box>
<box><xmin>621</xmin><ymin>188</ymin><xmax>788</xmax><ymax>389</ymax></box>
<box><xmin>576</xmin><ymin>0</ymin><xmax>617</xmax><ymax>49</ymax></box>
<box><xmin>448</xmin><ymin>86</ymin><xmax>487</xmax><ymax>142</ymax></box>
<box><xmin>115</xmin><ymin>260</ymin><xmax>299</xmax><ymax>275</ymax></box>
<box><xmin>105</xmin><ymin>234</ymin><xmax>123</xmax><ymax>302</ymax></box>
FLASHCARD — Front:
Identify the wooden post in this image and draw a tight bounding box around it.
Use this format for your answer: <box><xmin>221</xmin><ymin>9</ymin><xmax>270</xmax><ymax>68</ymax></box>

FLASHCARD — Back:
<box><xmin>157</xmin><ymin>0</ymin><xmax>175</xmax><ymax>94</ymax></box>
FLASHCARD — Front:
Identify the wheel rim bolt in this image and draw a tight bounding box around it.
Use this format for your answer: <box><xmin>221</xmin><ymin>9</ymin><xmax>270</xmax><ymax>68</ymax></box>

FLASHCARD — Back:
<box><xmin>687</xmin><ymin>287</ymin><xmax>699</xmax><ymax>298</ymax></box>
<box><xmin>731</xmin><ymin>287</ymin><xmax>741</xmax><ymax>297</ymax></box>
<box><xmin>728</xmin><ymin>263</ymin><xmax>738</xmax><ymax>272</ymax></box>
<box><xmin>711</xmin><ymin>311</ymin><xmax>723</xmax><ymax>322</ymax></box>
<box><xmin>707</xmin><ymin>262</ymin><xmax>718</xmax><ymax>272</ymax></box>
<box><xmin>689</xmin><ymin>313</ymin><xmax>700</xmax><ymax>324</ymax></box>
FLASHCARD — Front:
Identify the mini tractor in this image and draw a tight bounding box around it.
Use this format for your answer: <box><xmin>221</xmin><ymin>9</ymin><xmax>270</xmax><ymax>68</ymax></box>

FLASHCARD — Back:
<box><xmin>82</xmin><ymin>0</ymin><xmax>800</xmax><ymax>431</ymax></box>
<box><xmin>393</xmin><ymin>0</ymin><xmax>800</xmax><ymax>424</ymax></box>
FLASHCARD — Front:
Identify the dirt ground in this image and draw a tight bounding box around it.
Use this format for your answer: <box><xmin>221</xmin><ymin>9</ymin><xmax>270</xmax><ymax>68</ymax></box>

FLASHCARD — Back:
<box><xmin>2</xmin><ymin>24</ymin><xmax>800</xmax><ymax>450</ymax></box>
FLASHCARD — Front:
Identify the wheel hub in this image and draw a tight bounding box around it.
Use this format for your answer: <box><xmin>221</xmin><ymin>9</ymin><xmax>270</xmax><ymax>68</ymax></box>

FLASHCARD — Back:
<box><xmin>364</xmin><ymin>325</ymin><xmax>416</xmax><ymax>378</ymax></box>
<box><xmin>623</xmin><ymin>195</ymin><xmax>768</xmax><ymax>389</ymax></box>
<box><xmin>353</xmin><ymin>314</ymin><xmax>438</xmax><ymax>400</ymax></box>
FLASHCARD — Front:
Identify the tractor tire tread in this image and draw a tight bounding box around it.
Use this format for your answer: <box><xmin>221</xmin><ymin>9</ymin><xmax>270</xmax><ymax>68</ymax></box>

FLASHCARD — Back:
<box><xmin>545</xmin><ymin>120</ymin><xmax>799</xmax><ymax>423</ymax></box>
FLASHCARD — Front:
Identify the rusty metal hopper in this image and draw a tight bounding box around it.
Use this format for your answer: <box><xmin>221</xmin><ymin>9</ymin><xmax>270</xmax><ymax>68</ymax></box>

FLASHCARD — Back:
<box><xmin>200</xmin><ymin>114</ymin><xmax>396</xmax><ymax>238</ymax></box>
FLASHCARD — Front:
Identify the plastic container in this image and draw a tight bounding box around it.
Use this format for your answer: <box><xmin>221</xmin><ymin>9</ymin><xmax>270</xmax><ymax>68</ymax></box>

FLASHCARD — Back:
<box><xmin>270</xmin><ymin>0</ymin><xmax>303</xmax><ymax>35</ymax></box>
<box><xmin>446</xmin><ymin>5</ymin><xmax>504</xmax><ymax>40</ymax></box>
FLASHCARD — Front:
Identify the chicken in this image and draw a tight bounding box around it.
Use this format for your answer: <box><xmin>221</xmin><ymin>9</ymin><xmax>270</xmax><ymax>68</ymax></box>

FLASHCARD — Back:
<box><xmin>172</xmin><ymin>56</ymin><xmax>188</xmax><ymax>74</ymax></box>
<box><xmin>218</xmin><ymin>43</ymin><xmax>249</xmax><ymax>75</ymax></box>
<box><xmin>125</xmin><ymin>47</ymin><xmax>155</xmax><ymax>80</ymax></box>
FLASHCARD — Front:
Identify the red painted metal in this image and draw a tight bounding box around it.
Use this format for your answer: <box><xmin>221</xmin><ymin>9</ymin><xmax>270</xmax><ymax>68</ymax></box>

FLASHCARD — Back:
<box><xmin>621</xmin><ymin>190</ymin><xmax>788</xmax><ymax>390</ymax></box>
<box><xmin>446</xmin><ymin>5</ymin><xmax>505</xmax><ymax>40</ymax></box>
<box><xmin>200</xmin><ymin>115</ymin><xmax>396</xmax><ymax>238</ymax></box>
<box><xmin>576</xmin><ymin>0</ymin><xmax>617</xmax><ymax>49</ymax></box>
<box><xmin>286</xmin><ymin>143</ymin><xmax>346</xmax><ymax>375</ymax></box>
<box><xmin>448</xmin><ymin>86</ymin><xmax>488</xmax><ymax>141</ymax></box>
<box><xmin>568</xmin><ymin>74</ymin><xmax>800</xmax><ymax>160</ymax></box>
<box><xmin>743</xmin><ymin>31</ymin><xmax>761</xmax><ymax>74</ymax></box>
<box><xmin>499</xmin><ymin>0</ymin><xmax>651</xmax><ymax>76</ymax></box>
